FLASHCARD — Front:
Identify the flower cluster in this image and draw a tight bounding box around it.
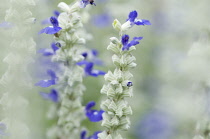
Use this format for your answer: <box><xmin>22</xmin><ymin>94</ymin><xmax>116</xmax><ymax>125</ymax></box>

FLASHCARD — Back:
<box><xmin>85</xmin><ymin>101</ymin><xmax>104</xmax><ymax>122</ymax></box>
<box><xmin>98</xmin><ymin>10</ymin><xmax>150</xmax><ymax>139</ymax></box>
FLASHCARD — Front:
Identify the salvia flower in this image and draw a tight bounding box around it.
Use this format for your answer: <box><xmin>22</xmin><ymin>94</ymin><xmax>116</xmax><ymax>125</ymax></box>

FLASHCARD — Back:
<box><xmin>127</xmin><ymin>81</ymin><xmax>133</xmax><ymax>87</ymax></box>
<box><xmin>38</xmin><ymin>42</ymin><xmax>59</xmax><ymax>56</ymax></box>
<box><xmin>80</xmin><ymin>0</ymin><xmax>96</xmax><ymax>8</ymax></box>
<box><xmin>35</xmin><ymin>69</ymin><xmax>57</xmax><ymax>87</ymax></box>
<box><xmin>121</xmin><ymin>34</ymin><xmax>143</xmax><ymax>50</ymax></box>
<box><xmin>81</xmin><ymin>130</ymin><xmax>101</xmax><ymax>139</ymax></box>
<box><xmin>136</xmin><ymin>111</ymin><xmax>174</xmax><ymax>139</ymax></box>
<box><xmin>39</xmin><ymin>16</ymin><xmax>62</xmax><ymax>34</ymax></box>
<box><xmin>40</xmin><ymin>89</ymin><xmax>59</xmax><ymax>103</ymax></box>
<box><xmin>85</xmin><ymin>101</ymin><xmax>104</xmax><ymax>122</ymax></box>
<box><xmin>77</xmin><ymin>61</ymin><xmax>105</xmax><ymax>77</ymax></box>
<box><xmin>127</xmin><ymin>10</ymin><xmax>151</xmax><ymax>26</ymax></box>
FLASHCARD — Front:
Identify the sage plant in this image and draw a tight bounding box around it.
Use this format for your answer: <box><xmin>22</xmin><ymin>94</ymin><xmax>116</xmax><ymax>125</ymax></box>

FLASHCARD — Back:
<box><xmin>183</xmin><ymin>38</ymin><xmax>210</xmax><ymax>139</ymax></box>
<box><xmin>0</xmin><ymin>0</ymin><xmax>36</xmax><ymax>138</ymax></box>
<box><xmin>98</xmin><ymin>11</ymin><xmax>151</xmax><ymax>139</ymax></box>
<box><xmin>37</xmin><ymin>1</ymin><xmax>101</xmax><ymax>138</ymax></box>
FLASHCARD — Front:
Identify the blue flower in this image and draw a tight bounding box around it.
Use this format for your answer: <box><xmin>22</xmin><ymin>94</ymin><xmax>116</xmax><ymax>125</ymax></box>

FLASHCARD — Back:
<box><xmin>39</xmin><ymin>16</ymin><xmax>62</xmax><ymax>34</ymax></box>
<box><xmin>136</xmin><ymin>110</ymin><xmax>174</xmax><ymax>139</ymax></box>
<box><xmin>81</xmin><ymin>130</ymin><xmax>101</xmax><ymax>139</ymax></box>
<box><xmin>38</xmin><ymin>42</ymin><xmax>59</xmax><ymax>56</ymax></box>
<box><xmin>92</xmin><ymin>13</ymin><xmax>112</xmax><ymax>28</ymax></box>
<box><xmin>91</xmin><ymin>49</ymin><xmax>98</xmax><ymax>57</ymax></box>
<box><xmin>80</xmin><ymin>0</ymin><xmax>96</xmax><ymax>8</ymax></box>
<box><xmin>127</xmin><ymin>10</ymin><xmax>151</xmax><ymax>26</ymax></box>
<box><xmin>77</xmin><ymin>61</ymin><xmax>105</xmax><ymax>77</ymax></box>
<box><xmin>121</xmin><ymin>34</ymin><xmax>143</xmax><ymax>50</ymax></box>
<box><xmin>127</xmin><ymin>81</ymin><xmax>133</xmax><ymax>87</ymax></box>
<box><xmin>0</xmin><ymin>22</ymin><xmax>13</xmax><ymax>29</ymax></box>
<box><xmin>35</xmin><ymin>69</ymin><xmax>57</xmax><ymax>87</ymax></box>
<box><xmin>0</xmin><ymin>123</ymin><xmax>7</xmax><ymax>136</ymax></box>
<box><xmin>40</xmin><ymin>89</ymin><xmax>59</xmax><ymax>103</ymax></box>
<box><xmin>82</xmin><ymin>52</ymin><xmax>88</xmax><ymax>59</ymax></box>
<box><xmin>85</xmin><ymin>101</ymin><xmax>104</xmax><ymax>122</ymax></box>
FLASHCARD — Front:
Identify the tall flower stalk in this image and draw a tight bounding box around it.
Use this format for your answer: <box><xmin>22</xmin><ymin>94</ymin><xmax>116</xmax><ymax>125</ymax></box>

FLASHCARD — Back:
<box><xmin>0</xmin><ymin>0</ymin><xmax>36</xmax><ymax>138</ymax></box>
<box><xmin>98</xmin><ymin>11</ymin><xmax>150</xmax><ymax>139</ymax></box>
<box><xmin>38</xmin><ymin>1</ymin><xmax>98</xmax><ymax>138</ymax></box>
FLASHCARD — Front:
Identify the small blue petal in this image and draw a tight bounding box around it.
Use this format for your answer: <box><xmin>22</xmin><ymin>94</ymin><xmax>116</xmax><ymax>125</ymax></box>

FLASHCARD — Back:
<box><xmin>121</xmin><ymin>34</ymin><xmax>130</xmax><ymax>46</ymax></box>
<box><xmin>40</xmin><ymin>89</ymin><xmax>59</xmax><ymax>103</ymax></box>
<box><xmin>35</xmin><ymin>79</ymin><xmax>55</xmax><ymax>87</ymax></box>
<box><xmin>85</xmin><ymin>102</ymin><xmax>104</xmax><ymax>122</ymax></box>
<box><xmin>128</xmin><ymin>10</ymin><xmax>138</xmax><ymax>22</ymax></box>
<box><xmin>50</xmin><ymin>16</ymin><xmax>59</xmax><ymax>27</ymax></box>
<box><xmin>49</xmin><ymin>89</ymin><xmax>59</xmax><ymax>102</ymax></box>
<box><xmin>53</xmin><ymin>10</ymin><xmax>60</xmax><ymax>17</ymax></box>
<box><xmin>0</xmin><ymin>22</ymin><xmax>13</xmax><ymax>28</ymax></box>
<box><xmin>133</xmin><ymin>36</ymin><xmax>144</xmax><ymax>41</ymax></box>
<box><xmin>85</xmin><ymin>62</ymin><xmax>94</xmax><ymax>75</ymax></box>
<box><xmin>47</xmin><ymin>69</ymin><xmax>57</xmax><ymax>80</ymax></box>
<box><xmin>79</xmin><ymin>0</ymin><xmax>88</xmax><ymax>8</ymax></box>
<box><xmin>81</xmin><ymin>130</ymin><xmax>87</xmax><ymax>139</ymax></box>
<box><xmin>85</xmin><ymin>101</ymin><xmax>96</xmax><ymax>110</ymax></box>
<box><xmin>91</xmin><ymin>49</ymin><xmax>98</xmax><ymax>56</ymax></box>
<box><xmin>135</xmin><ymin>19</ymin><xmax>151</xmax><ymax>26</ymax></box>
<box><xmin>78</xmin><ymin>61</ymin><xmax>105</xmax><ymax>77</ymax></box>
<box><xmin>86</xmin><ymin>110</ymin><xmax>104</xmax><ymax>122</ymax></box>
<box><xmin>80</xmin><ymin>0</ymin><xmax>95</xmax><ymax>8</ymax></box>
<box><xmin>127</xmin><ymin>81</ymin><xmax>133</xmax><ymax>87</ymax></box>
<box><xmin>82</xmin><ymin>52</ymin><xmax>88</xmax><ymax>59</ymax></box>
<box><xmin>142</xmin><ymin>19</ymin><xmax>151</xmax><ymax>25</ymax></box>
<box><xmin>122</xmin><ymin>36</ymin><xmax>143</xmax><ymax>51</ymax></box>
<box><xmin>51</xmin><ymin>42</ymin><xmax>59</xmax><ymax>52</ymax></box>
<box><xmin>55</xmin><ymin>42</ymin><xmax>61</xmax><ymax>47</ymax></box>
<box><xmin>128</xmin><ymin>37</ymin><xmax>143</xmax><ymax>46</ymax></box>
<box><xmin>91</xmin><ymin>70</ymin><xmax>106</xmax><ymax>77</ymax></box>
<box><xmin>80</xmin><ymin>130</ymin><xmax>101</xmax><ymax>139</ymax></box>
<box><xmin>77</xmin><ymin>60</ymin><xmax>89</xmax><ymax>66</ymax></box>
<box><xmin>39</xmin><ymin>26</ymin><xmax>62</xmax><ymax>34</ymax></box>
<box><xmin>0</xmin><ymin>123</ymin><xmax>8</xmax><ymax>136</ymax></box>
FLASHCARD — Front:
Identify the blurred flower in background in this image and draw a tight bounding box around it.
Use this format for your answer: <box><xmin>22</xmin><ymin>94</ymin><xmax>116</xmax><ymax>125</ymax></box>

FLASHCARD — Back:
<box><xmin>136</xmin><ymin>110</ymin><xmax>175</xmax><ymax>139</ymax></box>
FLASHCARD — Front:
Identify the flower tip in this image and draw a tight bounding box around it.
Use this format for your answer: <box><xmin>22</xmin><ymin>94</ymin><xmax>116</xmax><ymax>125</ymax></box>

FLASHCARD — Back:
<box><xmin>86</xmin><ymin>101</ymin><xmax>96</xmax><ymax>110</ymax></box>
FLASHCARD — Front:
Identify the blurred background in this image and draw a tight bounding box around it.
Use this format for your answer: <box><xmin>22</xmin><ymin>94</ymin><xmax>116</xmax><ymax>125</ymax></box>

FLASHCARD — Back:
<box><xmin>0</xmin><ymin>0</ymin><xmax>210</xmax><ymax>138</ymax></box>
